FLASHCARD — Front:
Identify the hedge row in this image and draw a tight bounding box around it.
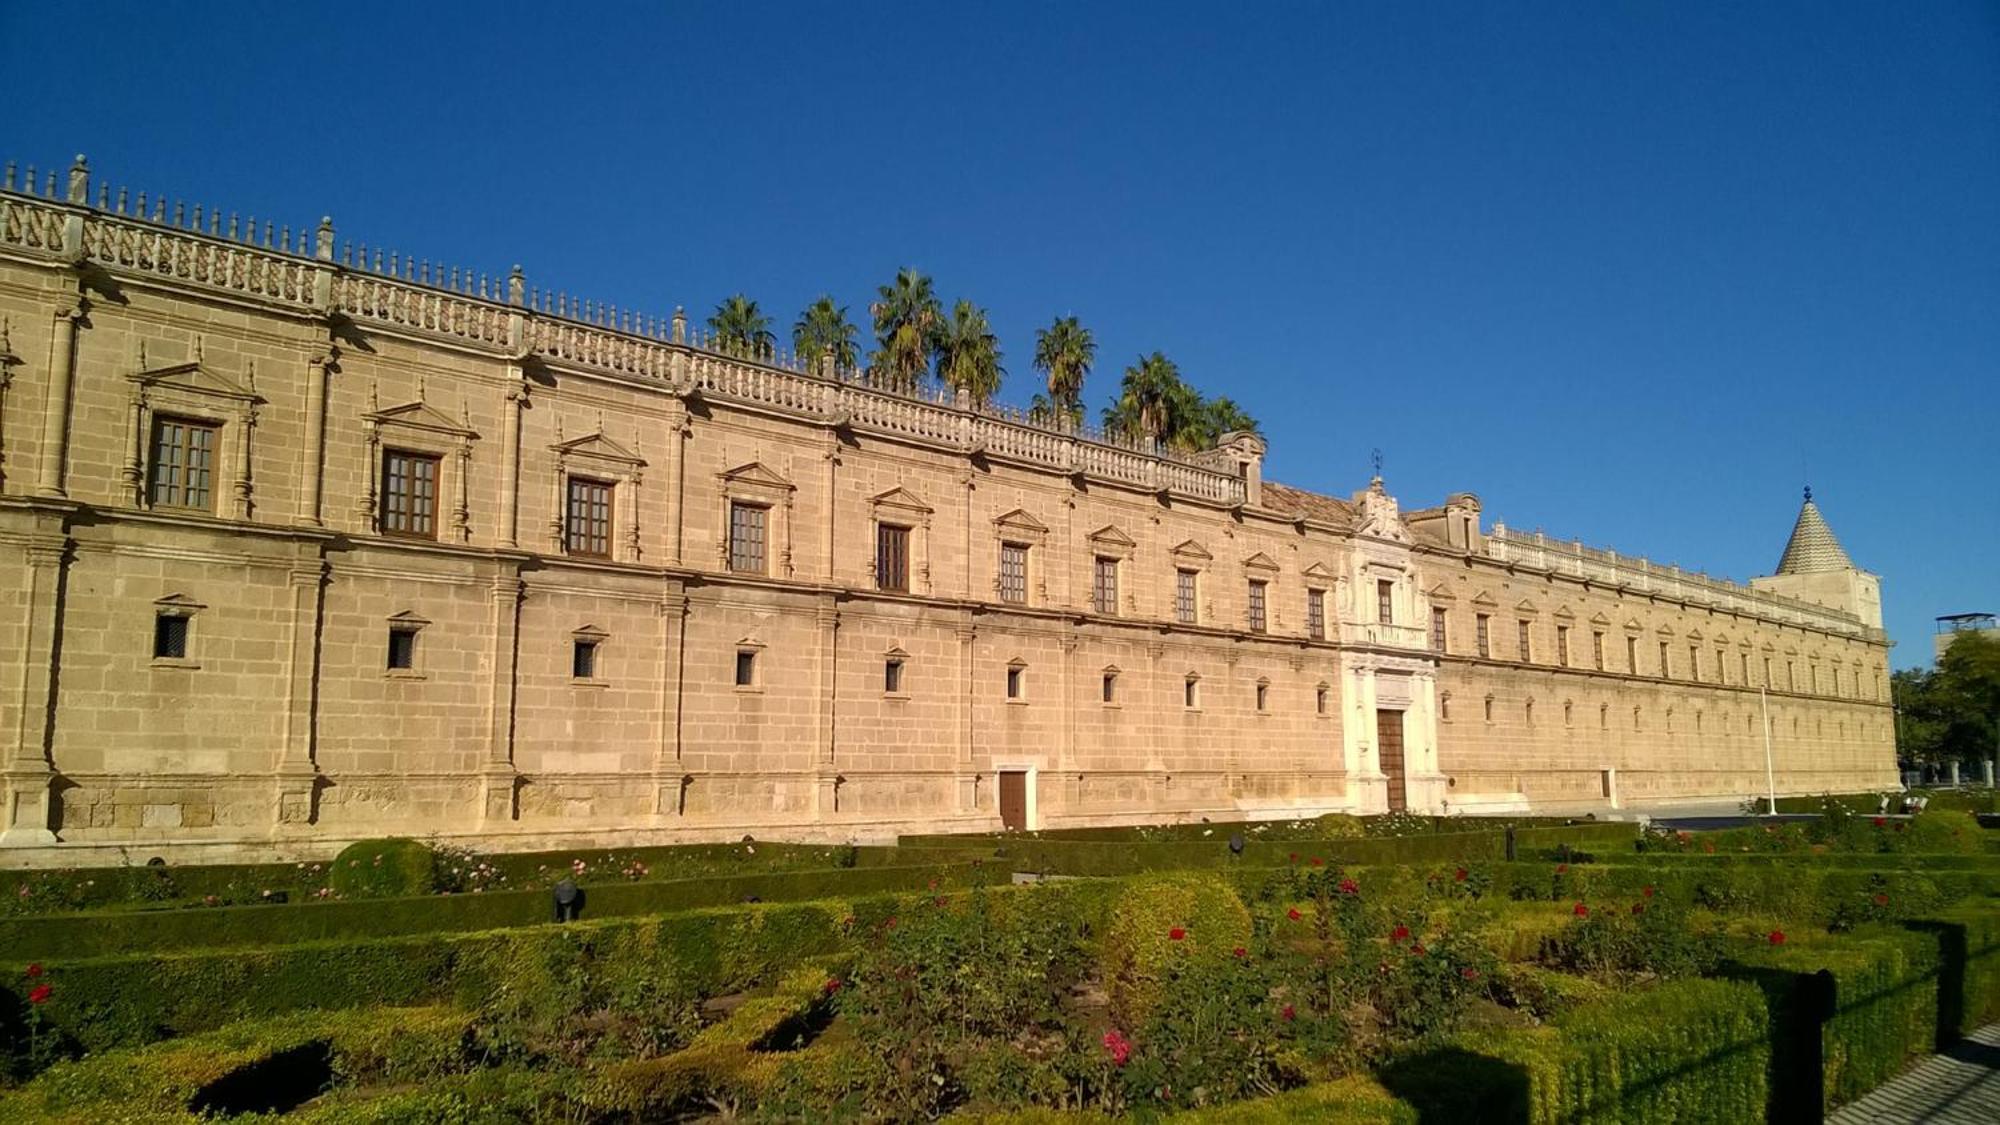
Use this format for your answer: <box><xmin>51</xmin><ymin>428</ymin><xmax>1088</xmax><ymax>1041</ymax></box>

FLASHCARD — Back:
<box><xmin>0</xmin><ymin>1006</ymin><xmax>473</xmax><ymax>1124</ymax></box>
<box><xmin>0</xmin><ymin>861</ymin><xmax>1003</xmax><ymax>960</ymax></box>
<box><xmin>945</xmin><ymin>813</ymin><xmax>1593</xmax><ymax>844</ymax></box>
<box><xmin>1382</xmin><ymin>976</ymin><xmax>1770</xmax><ymax>1124</ymax></box>
<box><xmin>1772</xmin><ymin>790</ymin><xmax>2000</xmax><ymax>817</ymax></box>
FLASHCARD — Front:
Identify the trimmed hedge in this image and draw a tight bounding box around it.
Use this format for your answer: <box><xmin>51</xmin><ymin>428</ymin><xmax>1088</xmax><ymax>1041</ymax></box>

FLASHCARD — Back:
<box><xmin>0</xmin><ymin>861</ymin><xmax>1003</xmax><ymax>960</ymax></box>
<box><xmin>0</xmin><ymin>898</ymin><xmax>856</xmax><ymax>1058</ymax></box>
<box><xmin>0</xmin><ymin>1005</ymin><xmax>472</xmax><ymax>1124</ymax></box>
<box><xmin>1382</xmin><ymin>977</ymin><xmax>1769</xmax><ymax>1124</ymax></box>
<box><xmin>328</xmin><ymin>838</ymin><xmax>437</xmax><ymax>898</ymax></box>
<box><xmin>1163</xmin><ymin>1075</ymin><xmax>1418</xmax><ymax>1123</ymax></box>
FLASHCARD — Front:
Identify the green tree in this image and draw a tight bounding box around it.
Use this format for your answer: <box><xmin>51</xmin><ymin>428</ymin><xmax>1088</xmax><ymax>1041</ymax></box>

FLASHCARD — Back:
<box><xmin>793</xmin><ymin>295</ymin><xmax>858</xmax><ymax>370</ymax></box>
<box><xmin>1898</xmin><ymin>632</ymin><xmax>2000</xmax><ymax>768</ymax></box>
<box><xmin>933</xmin><ymin>299</ymin><xmax>1004</xmax><ymax>404</ymax></box>
<box><xmin>706</xmin><ymin>294</ymin><xmax>774</xmax><ymax>359</ymax></box>
<box><xmin>868</xmin><ymin>268</ymin><xmax>942</xmax><ymax>392</ymax></box>
<box><xmin>1030</xmin><ymin>316</ymin><xmax>1095</xmax><ymax>428</ymax></box>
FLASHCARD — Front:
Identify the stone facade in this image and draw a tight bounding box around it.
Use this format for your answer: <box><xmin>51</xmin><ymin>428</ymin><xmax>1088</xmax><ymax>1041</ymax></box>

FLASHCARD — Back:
<box><xmin>0</xmin><ymin>158</ymin><xmax>1898</xmax><ymax>864</ymax></box>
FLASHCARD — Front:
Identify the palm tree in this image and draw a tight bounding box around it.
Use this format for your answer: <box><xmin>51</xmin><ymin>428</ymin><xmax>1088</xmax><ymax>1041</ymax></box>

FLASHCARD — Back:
<box><xmin>1189</xmin><ymin>395</ymin><xmax>1261</xmax><ymax>448</ymax></box>
<box><xmin>934</xmin><ymin>299</ymin><xmax>1004</xmax><ymax>404</ymax></box>
<box><xmin>793</xmin><ymin>296</ymin><xmax>858</xmax><ymax>371</ymax></box>
<box><xmin>1032</xmin><ymin>316</ymin><xmax>1095</xmax><ymax>427</ymax></box>
<box><xmin>868</xmin><ymin>268</ymin><xmax>942</xmax><ymax>392</ymax></box>
<box><xmin>1102</xmin><ymin>352</ymin><xmax>1194</xmax><ymax>447</ymax></box>
<box><xmin>707</xmin><ymin>294</ymin><xmax>774</xmax><ymax>359</ymax></box>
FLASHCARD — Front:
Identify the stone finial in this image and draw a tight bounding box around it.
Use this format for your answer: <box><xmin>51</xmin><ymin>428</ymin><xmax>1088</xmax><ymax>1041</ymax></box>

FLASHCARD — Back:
<box><xmin>671</xmin><ymin>307</ymin><xmax>686</xmax><ymax>345</ymax></box>
<box><xmin>508</xmin><ymin>265</ymin><xmax>524</xmax><ymax>306</ymax></box>
<box><xmin>66</xmin><ymin>155</ymin><xmax>89</xmax><ymax>204</ymax></box>
<box><xmin>315</xmin><ymin>217</ymin><xmax>335</xmax><ymax>261</ymax></box>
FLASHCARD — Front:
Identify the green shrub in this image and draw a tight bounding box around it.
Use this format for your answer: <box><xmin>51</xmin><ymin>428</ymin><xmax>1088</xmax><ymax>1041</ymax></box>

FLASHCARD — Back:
<box><xmin>328</xmin><ymin>838</ymin><xmax>439</xmax><ymax>899</ymax></box>
<box><xmin>1381</xmin><ymin>977</ymin><xmax>1768</xmax><ymax>1124</ymax></box>
<box><xmin>1314</xmin><ymin>814</ymin><xmax>1366</xmax><ymax>839</ymax></box>
<box><xmin>1163</xmin><ymin>1075</ymin><xmax>1417</xmax><ymax>1123</ymax></box>
<box><xmin>1103</xmin><ymin>872</ymin><xmax>1253</xmax><ymax>1026</ymax></box>
<box><xmin>1538</xmin><ymin>886</ymin><xmax>1720</xmax><ymax>981</ymax></box>
<box><xmin>1898</xmin><ymin>810</ymin><xmax>1986</xmax><ymax>855</ymax></box>
<box><xmin>1487</xmin><ymin>963</ymin><xmax>1609</xmax><ymax>1020</ymax></box>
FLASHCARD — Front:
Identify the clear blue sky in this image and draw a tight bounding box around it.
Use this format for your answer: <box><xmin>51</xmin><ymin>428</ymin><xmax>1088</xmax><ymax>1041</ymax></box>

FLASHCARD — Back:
<box><xmin>4</xmin><ymin>2</ymin><xmax>1994</xmax><ymax>667</ymax></box>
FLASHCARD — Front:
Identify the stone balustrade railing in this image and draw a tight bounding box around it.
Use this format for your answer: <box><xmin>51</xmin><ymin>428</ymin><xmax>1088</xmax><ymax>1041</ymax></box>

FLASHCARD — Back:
<box><xmin>0</xmin><ymin>165</ymin><xmax>1249</xmax><ymax>508</ymax></box>
<box><xmin>1486</xmin><ymin>525</ymin><xmax>1881</xmax><ymax>641</ymax></box>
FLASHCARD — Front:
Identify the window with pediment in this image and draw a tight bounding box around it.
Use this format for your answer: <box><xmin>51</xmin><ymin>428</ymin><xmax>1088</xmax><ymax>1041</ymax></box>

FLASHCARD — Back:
<box><xmin>124</xmin><ymin>340</ymin><xmax>265</xmax><ymax>520</ymax></box>
<box><xmin>718</xmin><ymin>461</ymin><xmax>793</xmax><ymax>576</ymax></box>
<box><xmin>870</xmin><ymin>488</ymin><xmax>932</xmax><ymax>593</ymax></box>
<box><xmin>551</xmin><ymin>429</ymin><xmax>645</xmax><ymax>562</ymax></box>
<box><xmin>992</xmin><ymin>509</ymin><xmax>1049</xmax><ymax>606</ymax></box>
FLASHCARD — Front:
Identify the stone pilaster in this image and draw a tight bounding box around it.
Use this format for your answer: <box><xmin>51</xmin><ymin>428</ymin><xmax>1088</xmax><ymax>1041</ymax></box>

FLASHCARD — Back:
<box><xmin>33</xmin><ymin>295</ymin><xmax>85</xmax><ymax>498</ymax></box>
<box><xmin>1</xmin><ymin>530</ymin><xmax>68</xmax><ymax>845</ymax></box>
<box><xmin>496</xmin><ymin>369</ymin><xmax>526</xmax><ymax>547</ymax></box>
<box><xmin>812</xmin><ymin>597</ymin><xmax>839</xmax><ymax>816</ymax></box>
<box><xmin>664</xmin><ymin>403</ymin><xmax>689</xmax><ymax>566</ymax></box>
<box><xmin>955</xmin><ymin>618</ymin><xmax>977</xmax><ymax>811</ymax></box>
<box><xmin>653</xmin><ymin>585</ymin><xmax>688</xmax><ymax>817</ymax></box>
<box><xmin>273</xmin><ymin>558</ymin><xmax>327</xmax><ymax>828</ymax></box>
<box><xmin>479</xmin><ymin>569</ymin><xmax>524</xmax><ymax>823</ymax></box>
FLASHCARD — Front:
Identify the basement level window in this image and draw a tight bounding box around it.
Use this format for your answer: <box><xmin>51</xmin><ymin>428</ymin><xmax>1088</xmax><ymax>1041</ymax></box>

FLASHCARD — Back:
<box><xmin>388</xmin><ymin>627</ymin><xmax>419</xmax><ymax>671</ymax></box>
<box><xmin>153</xmin><ymin>614</ymin><xmax>189</xmax><ymax>660</ymax></box>
<box><xmin>572</xmin><ymin>638</ymin><xmax>600</xmax><ymax>680</ymax></box>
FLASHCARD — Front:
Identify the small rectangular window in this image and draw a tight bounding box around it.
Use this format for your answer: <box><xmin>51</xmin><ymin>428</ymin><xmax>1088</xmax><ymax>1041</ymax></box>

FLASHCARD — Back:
<box><xmin>572</xmin><ymin>638</ymin><xmax>599</xmax><ymax>680</ymax></box>
<box><xmin>735</xmin><ymin>650</ymin><xmax>757</xmax><ymax>687</ymax></box>
<box><xmin>380</xmin><ymin>450</ymin><xmax>440</xmax><ymax>539</ymax></box>
<box><xmin>1247</xmin><ymin>580</ymin><xmax>1267</xmax><ymax>633</ymax></box>
<box><xmin>388</xmin><ymin>627</ymin><xmax>418</xmax><ymax>671</ymax></box>
<box><xmin>148</xmin><ymin>416</ymin><xmax>219</xmax><ymax>511</ymax></box>
<box><xmin>1429</xmin><ymin>606</ymin><xmax>1447</xmax><ymax>653</ymax></box>
<box><xmin>1101</xmin><ymin>671</ymin><xmax>1116</xmax><ymax>704</ymax></box>
<box><xmin>1376</xmin><ymin>580</ymin><xmax>1394</xmax><ymax>625</ymax></box>
<box><xmin>1006</xmin><ymin>665</ymin><xmax>1023</xmax><ymax>699</ymax></box>
<box><xmin>153</xmin><ymin>614</ymin><xmax>189</xmax><ymax>660</ymax></box>
<box><xmin>1093</xmin><ymin>556</ymin><xmax>1119</xmax><ymax>616</ymax></box>
<box><xmin>566</xmin><ymin>477</ymin><xmax>614</xmax><ymax>558</ymax></box>
<box><xmin>727</xmin><ymin>501</ymin><xmax>767</xmax><ymax>574</ymax></box>
<box><xmin>1475</xmin><ymin>614</ymin><xmax>1490</xmax><ymax>658</ymax></box>
<box><xmin>885</xmin><ymin>657</ymin><xmax>904</xmax><ymax>694</ymax></box>
<box><xmin>998</xmin><ymin>543</ymin><xmax>1029</xmax><ymax>604</ymax></box>
<box><xmin>1184</xmin><ymin>676</ymin><xmax>1199</xmax><ymax>708</ymax></box>
<box><xmin>1175</xmin><ymin>569</ymin><xmax>1198</xmax><ymax>625</ymax></box>
<box><xmin>875</xmin><ymin>524</ymin><xmax>910</xmax><ymax>592</ymax></box>
<box><xmin>1316</xmin><ymin>685</ymin><xmax>1328</xmax><ymax>715</ymax></box>
<box><xmin>1255</xmin><ymin>682</ymin><xmax>1268</xmax><ymax>711</ymax></box>
<box><xmin>1307</xmin><ymin>590</ymin><xmax>1326</xmax><ymax>640</ymax></box>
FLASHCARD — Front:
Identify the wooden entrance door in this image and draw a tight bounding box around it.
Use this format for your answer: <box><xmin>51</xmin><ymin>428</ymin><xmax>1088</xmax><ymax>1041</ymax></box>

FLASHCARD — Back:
<box><xmin>998</xmin><ymin>770</ymin><xmax>1028</xmax><ymax>830</ymax></box>
<box><xmin>1376</xmin><ymin>710</ymin><xmax>1407</xmax><ymax>812</ymax></box>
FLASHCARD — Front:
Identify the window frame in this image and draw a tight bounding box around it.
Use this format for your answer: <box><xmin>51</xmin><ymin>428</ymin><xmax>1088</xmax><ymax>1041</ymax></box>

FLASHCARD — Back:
<box><xmin>379</xmin><ymin>448</ymin><xmax>442</xmax><ymax>540</ymax></box>
<box><xmin>565</xmin><ymin>475</ymin><xmax>616</xmax><ymax>559</ymax></box>
<box><xmin>1307</xmin><ymin>588</ymin><xmax>1327</xmax><ymax>641</ymax></box>
<box><xmin>1246</xmin><ymin>578</ymin><xmax>1268</xmax><ymax>633</ymax></box>
<box><xmin>1475</xmin><ymin>613</ymin><xmax>1491</xmax><ymax>658</ymax></box>
<box><xmin>1175</xmin><ymin>568</ymin><xmax>1199</xmax><ymax>625</ymax></box>
<box><xmin>998</xmin><ymin>542</ymin><xmax>1030</xmax><ymax>605</ymax></box>
<box><xmin>726</xmin><ymin>500</ymin><xmax>769</xmax><ymax>575</ymax></box>
<box><xmin>1092</xmin><ymin>555</ymin><xmax>1120</xmax><ymax>616</ymax></box>
<box><xmin>146</xmin><ymin>414</ymin><xmax>222</xmax><ymax>513</ymax></box>
<box><xmin>874</xmin><ymin>522</ymin><xmax>912</xmax><ymax>593</ymax></box>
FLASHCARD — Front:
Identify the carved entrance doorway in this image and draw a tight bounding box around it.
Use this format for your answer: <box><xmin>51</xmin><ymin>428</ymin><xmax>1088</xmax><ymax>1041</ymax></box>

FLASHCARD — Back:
<box><xmin>998</xmin><ymin>771</ymin><xmax>1028</xmax><ymax>830</ymax></box>
<box><xmin>1376</xmin><ymin>709</ymin><xmax>1408</xmax><ymax>813</ymax></box>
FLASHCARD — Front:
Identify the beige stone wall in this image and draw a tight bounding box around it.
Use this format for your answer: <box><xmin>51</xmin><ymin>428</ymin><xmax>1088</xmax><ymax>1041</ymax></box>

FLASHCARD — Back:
<box><xmin>0</xmin><ymin>175</ymin><xmax>1897</xmax><ymax>861</ymax></box>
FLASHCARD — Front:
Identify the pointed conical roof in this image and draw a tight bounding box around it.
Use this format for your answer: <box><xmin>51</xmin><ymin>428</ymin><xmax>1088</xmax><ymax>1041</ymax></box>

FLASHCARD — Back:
<box><xmin>1775</xmin><ymin>487</ymin><xmax>1854</xmax><ymax>574</ymax></box>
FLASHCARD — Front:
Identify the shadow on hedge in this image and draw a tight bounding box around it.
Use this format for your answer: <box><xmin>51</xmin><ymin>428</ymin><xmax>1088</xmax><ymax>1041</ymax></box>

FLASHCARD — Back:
<box><xmin>1378</xmin><ymin>1047</ymin><xmax>1530</xmax><ymax>1123</ymax></box>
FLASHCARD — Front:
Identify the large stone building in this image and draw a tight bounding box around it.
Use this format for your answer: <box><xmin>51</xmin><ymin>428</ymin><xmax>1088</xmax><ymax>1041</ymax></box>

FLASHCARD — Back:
<box><xmin>0</xmin><ymin>158</ymin><xmax>1897</xmax><ymax>863</ymax></box>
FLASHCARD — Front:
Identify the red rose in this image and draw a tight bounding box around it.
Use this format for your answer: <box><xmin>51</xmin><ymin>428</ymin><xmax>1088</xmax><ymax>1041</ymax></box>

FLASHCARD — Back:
<box><xmin>1872</xmin><ymin>817</ymin><xmax>1886</xmax><ymax>827</ymax></box>
<box><xmin>1411</xmin><ymin>943</ymin><xmax>1427</xmax><ymax>956</ymax></box>
<box><xmin>1391</xmin><ymin>925</ymin><xmax>1411</xmax><ymax>942</ymax></box>
<box><xmin>1287</xmin><ymin>908</ymin><xmax>1303</xmax><ymax>922</ymax></box>
<box><xmin>823</xmin><ymin>978</ymin><xmax>842</xmax><ymax>994</ymax></box>
<box><xmin>1168</xmin><ymin>927</ymin><xmax>1186</xmax><ymax>941</ymax></box>
<box><xmin>1768</xmin><ymin>931</ymin><xmax>1786</xmax><ymax>946</ymax></box>
<box><xmin>1289</xmin><ymin>852</ymin><xmax>1299</xmax><ymax>863</ymax></box>
<box><xmin>1454</xmin><ymin>867</ymin><xmax>1469</xmax><ymax>882</ymax></box>
<box><xmin>1102</xmin><ymin>1029</ymin><xmax>1132</xmax><ymax>1067</ymax></box>
<box><xmin>24</xmin><ymin>963</ymin><xmax>42</xmax><ymax>979</ymax></box>
<box><xmin>1338</xmin><ymin>878</ymin><xmax>1360</xmax><ymax>895</ymax></box>
<box><xmin>1281</xmin><ymin>1004</ymin><xmax>1296</xmax><ymax>1021</ymax></box>
<box><xmin>1232</xmin><ymin>946</ymin><xmax>1247</xmax><ymax>958</ymax></box>
<box><xmin>1573</xmin><ymin>902</ymin><xmax>1589</xmax><ymax>917</ymax></box>
<box><xmin>934</xmin><ymin>896</ymin><xmax>948</xmax><ymax>907</ymax></box>
<box><xmin>1461</xmin><ymin>967</ymin><xmax>1480</xmax><ymax>980</ymax></box>
<box><xmin>1556</xmin><ymin>863</ymin><xmax>1569</xmax><ymax>874</ymax></box>
<box><xmin>27</xmin><ymin>984</ymin><xmax>51</xmax><ymax>1005</ymax></box>
<box><xmin>1311</xmin><ymin>857</ymin><xmax>1325</xmax><ymax>867</ymax></box>
<box><xmin>1642</xmin><ymin>885</ymin><xmax>1655</xmax><ymax>898</ymax></box>
<box><xmin>1873</xmin><ymin>893</ymin><xmax>1889</xmax><ymax>907</ymax></box>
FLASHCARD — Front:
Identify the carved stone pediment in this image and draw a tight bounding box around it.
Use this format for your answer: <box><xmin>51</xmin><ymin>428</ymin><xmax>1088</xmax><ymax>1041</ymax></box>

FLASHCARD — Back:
<box><xmin>1087</xmin><ymin>524</ymin><xmax>1138</xmax><ymax>550</ymax></box>
<box><xmin>871</xmin><ymin>487</ymin><xmax>933</xmax><ymax>517</ymax></box>
<box><xmin>129</xmin><ymin>359</ymin><xmax>264</xmax><ymax>407</ymax></box>
<box><xmin>1303</xmin><ymin>562</ymin><xmax>1337</xmax><ymax>586</ymax></box>
<box><xmin>1171</xmin><ymin>538</ymin><xmax>1213</xmax><ymax>564</ymax></box>
<box><xmin>367</xmin><ymin>400</ymin><xmax>476</xmax><ymax>439</ymax></box>
<box><xmin>993</xmin><ymin>508</ymin><xmax>1050</xmax><ymax>538</ymax></box>
<box><xmin>1589</xmin><ymin>612</ymin><xmax>1612</xmax><ymax>626</ymax></box>
<box><xmin>1514</xmin><ymin>600</ymin><xmax>1539</xmax><ymax>617</ymax></box>
<box><xmin>552</xmin><ymin>431</ymin><xmax>644</xmax><ymax>468</ymax></box>
<box><xmin>1471</xmin><ymin>589</ymin><xmax>1499</xmax><ymax>608</ymax></box>
<box><xmin>1241</xmin><ymin>551</ymin><xmax>1280</xmax><ymax>574</ymax></box>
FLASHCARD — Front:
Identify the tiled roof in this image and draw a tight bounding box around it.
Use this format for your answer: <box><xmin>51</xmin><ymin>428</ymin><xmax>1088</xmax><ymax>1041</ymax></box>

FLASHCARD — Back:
<box><xmin>1262</xmin><ymin>481</ymin><xmax>1353</xmax><ymax>526</ymax></box>
<box><xmin>1775</xmin><ymin>491</ymin><xmax>1854</xmax><ymax>574</ymax></box>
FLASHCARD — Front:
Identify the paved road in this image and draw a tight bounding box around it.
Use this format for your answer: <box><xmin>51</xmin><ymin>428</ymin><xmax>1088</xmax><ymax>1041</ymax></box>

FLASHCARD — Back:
<box><xmin>1828</xmin><ymin>1023</ymin><xmax>2000</xmax><ymax>1124</ymax></box>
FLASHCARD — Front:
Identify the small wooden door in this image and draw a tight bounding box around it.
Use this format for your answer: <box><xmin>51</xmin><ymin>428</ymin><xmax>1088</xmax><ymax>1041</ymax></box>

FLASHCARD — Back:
<box><xmin>1376</xmin><ymin>710</ymin><xmax>1407</xmax><ymax>812</ymax></box>
<box><xmin>998</xmin><ymin>771</ymin><xmax>1029</xmax><ymax>830</ymax></box>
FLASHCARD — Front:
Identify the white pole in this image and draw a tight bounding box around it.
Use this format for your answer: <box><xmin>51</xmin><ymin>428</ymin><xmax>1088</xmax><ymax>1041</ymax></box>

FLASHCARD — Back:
<box><xmin>1760</xmin><ymin>686</ymin><xmax>1777</xmax><ymax>816</ymax></box>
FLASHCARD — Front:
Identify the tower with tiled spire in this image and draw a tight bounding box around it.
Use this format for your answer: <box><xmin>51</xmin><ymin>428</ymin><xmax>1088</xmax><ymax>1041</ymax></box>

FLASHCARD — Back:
<box><xmin>1749</xmin><ymin>487</ymin><xmax>1883</xmax><ymax>630</ymax></box>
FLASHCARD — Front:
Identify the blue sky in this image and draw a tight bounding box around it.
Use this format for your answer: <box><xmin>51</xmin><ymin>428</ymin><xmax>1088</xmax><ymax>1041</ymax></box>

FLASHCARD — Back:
<box><xmin>4</xmin><ymin>2</ymin><xmax>1994</xmax><ymax>667</ymax></box>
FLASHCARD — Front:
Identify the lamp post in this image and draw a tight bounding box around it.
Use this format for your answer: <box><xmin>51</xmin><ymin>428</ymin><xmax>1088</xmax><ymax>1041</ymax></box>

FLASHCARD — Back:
<box><xmin>1760</xmin><ymin>686</ymin><xmax>1777</xmax><ymax>816</ymax></box>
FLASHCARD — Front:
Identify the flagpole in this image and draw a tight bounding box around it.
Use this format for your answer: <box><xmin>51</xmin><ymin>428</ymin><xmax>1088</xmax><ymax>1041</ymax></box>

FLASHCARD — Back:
<box><xmin>1760</xmin><ymin>686</ymin><xmax>1777</xmax><ymax>816</ymax></box>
